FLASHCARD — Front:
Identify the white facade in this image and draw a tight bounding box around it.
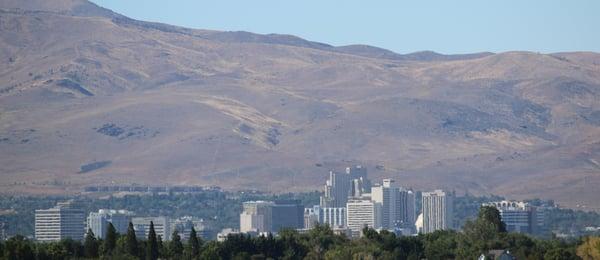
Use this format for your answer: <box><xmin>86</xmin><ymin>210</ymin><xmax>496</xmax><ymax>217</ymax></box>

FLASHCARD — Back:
<box><xmin>422</xmin><ymin>190</ymin><xmax>453</xmax><ymax>233</ymax></box>
<box><xmin>87</xmin><ymin>209</ymin><xmax>133</xmax><ymax>239</ymax></box>
<box><xmin>132</xmin><ymin>217</ymin><xmax>169</xmax><ymax>240</ymax></box>
<box><xmin>239</xmin><ymin>201</ymin><xmax>274</xmax><ymax>233</ymax></box>
<box><xmin>35</xmin><ymin>202</ymin><xmax>85</xmax><ymax>241</ymax></box>
<box><xmin>321</xmin><ymin>207</ymin><xmax>347</xmax><ymax>228</ymax></box>
<box><xmin>346</xmin><ymin>199</ymin><xmax>380</xmax><ymax>237</ymax></box>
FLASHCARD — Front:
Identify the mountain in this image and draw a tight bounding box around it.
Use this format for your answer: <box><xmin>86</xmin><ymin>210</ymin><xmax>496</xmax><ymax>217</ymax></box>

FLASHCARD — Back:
<box><xmin>1</xmin><ymin>0</ymin><xmax>599</xmax><ymax>210</ymax></box>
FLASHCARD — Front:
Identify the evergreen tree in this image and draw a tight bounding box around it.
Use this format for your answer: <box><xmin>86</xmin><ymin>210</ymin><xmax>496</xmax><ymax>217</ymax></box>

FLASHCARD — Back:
<box><xmin>169</xmin><ymin>230</ymin><xmax>184</xmax><ymax>258</ymax></box>
<box><xmin>125</xmin><ymin>222</ymin><xmax>139</xmax><ymax>257</ymax></box>
<box><xmin>478</xmin><ymin>206</ymin><xmax>507</xmax><ymax>233</ymax></box>
<box><xmin>147</xmin><ymin>221</ymin><xmax>159</xmax><ymax>260</ymax></box>
<box><xmin>188</xmin><ymin>226</ymin><xmax>201</xmax><ymax>258</ymax></box>
<box><xmin>84</xmin><ymin>228</ymin><xmax>99</xmax><ymax>258</ymax></box>
<box><xmin>157</xmin><ymin>235</ymin><xmax>166</xmax><ymax>259</ymax></box>
<box><xmin>103</xmin><ymin>222</ymin><xmax>118</xmax><ymax>256</ymax></box>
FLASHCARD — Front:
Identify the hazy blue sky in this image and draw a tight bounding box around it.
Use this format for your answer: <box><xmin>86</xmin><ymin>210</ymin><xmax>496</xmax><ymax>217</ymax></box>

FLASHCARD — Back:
<box><xmin>91</xmin><ymin>0</ymin><xmax>599</xmax><ymax>54</ymax></box>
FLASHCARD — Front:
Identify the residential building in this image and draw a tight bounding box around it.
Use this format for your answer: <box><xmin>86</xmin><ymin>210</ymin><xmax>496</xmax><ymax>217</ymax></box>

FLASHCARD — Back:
<box><xmin>485</xmin><ymin>201</ymin><xmax>538</xmax><ymax>234</ymax></box>
<box><xmin>240</xmin><ymin>201</ymin><xmax>274</xmax><ymax>233</ymax></box>
<box><xmin>422</xmin><ymin>190</ymin><xmax>453</xmax><ymax>233</ymax></box>
<box><xmin>132</xmin><ymin>217</ymin><xmax>169</xmax><ymax>240</ymax></box>
<box><xmin>35</xmin><ymin>201</ymin><xmax>85</xmax><ymax>241</ymax></box>
<box><xmin>346</xmin><ymin>199</ymin><xmax>380</xmax><ymax>237</ymax></box>
<box><xmin>87</xmin><ymin>209</ymin><xmax>133</xmax><ymax>239</ymax></box>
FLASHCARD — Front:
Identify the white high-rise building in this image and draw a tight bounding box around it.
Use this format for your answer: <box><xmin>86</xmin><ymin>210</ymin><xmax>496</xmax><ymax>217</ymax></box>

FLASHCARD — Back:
<box><xmin>422</xmin><ymin>190</ymin><xmax>453</xmax><ymax>233</ymax></box>
<box><xmin>485</xmin><ymin>201</ymin><xmax>538</xmax><ymax>234</ymax></box>
<box><xmin>87</xmin><ymin>209</ymin><xmax>133</xmax><ymax>239</ymax></box>
<box><xmin>132</xmin><ymin>217</ymin><xmax>170</xmax><ymax>240</ymax></box>
<box><xmin>346</xmin><ymin>199</ymin><xmax>380</xmax><ymax>237</ymax></box>
<box><xmin>240</xmin><ymin>201</ymin><xmax>274</xmax><ymax>233</ymax></box>
<box><xmin>35</xmin><ymin>202</ymin><xmax>85</xmax><ymax>241</ymax></box>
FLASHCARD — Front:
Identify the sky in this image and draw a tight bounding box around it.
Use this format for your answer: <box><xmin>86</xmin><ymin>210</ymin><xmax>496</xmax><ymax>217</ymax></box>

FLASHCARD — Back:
<box><xmin>90</xmin><ymin>0</ymin><xmax>600</xmax><ymax>54</ymax></box>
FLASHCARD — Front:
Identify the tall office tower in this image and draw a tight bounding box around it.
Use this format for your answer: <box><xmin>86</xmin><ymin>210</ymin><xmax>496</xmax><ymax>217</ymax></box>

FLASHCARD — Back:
<box><xmin>421</xmin><ymin>190</ymin><xmax>454</xmax><ymax>233</ymax></box>
<box><xmin>87</xmin><ymin>209</ymin><xmax>133</xmax><ymax>239</ymax></box>
<box><xmin>320</xmin><ymin>170</ymin><xmax>351</xmax><ymax>208</ymax></box>
<box><xmin>347</xmin><ymin>165</ymin><xmax>371</xmax><ymax>194</ymax></box>
<box><xmin>35</xmin><ymin>201</ymin><xmax>85</xmax><ymax>241</ymax></box>
<box><xmin>346</xmin><ymin>199</ymin><xmax>381</xmax><ymax>237</ymax></box>
<box><xmin>397</xmin><ymin>189</ymin><xmax>416</xmax><ymax>229</ymax></box>
<box><xmin>485</xmin><ymin>201</ymin><xmax>538</xmax><ymax>234</ymax></box>
<box><xmin>132</xmin><ymin>217</ymin><xmax>170</xmax><ymax>240</ymax></box>
<box><xmin>170</xmin><ymin>216</ymin><xmax>207</xmax><ymax>241</ymax></box>
<box><xmin>371</xmin><ymin>179</ymin><xmax>398</xmax><ymax>229</ymax></box>
<box><xmin>271</xmin><ymin>200</ymin><xmax>304</xmax><ymax>232</ymax></box>
<box><xmin>240</xmin><ymin>201</ymin><xmax>274</xmax><ymax>233</ymax></box>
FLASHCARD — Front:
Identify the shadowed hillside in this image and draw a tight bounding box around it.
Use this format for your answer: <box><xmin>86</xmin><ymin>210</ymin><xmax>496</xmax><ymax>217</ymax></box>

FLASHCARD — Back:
<box><xmin>1</xmin><ymin>0</ymin><xmax>599</xmax><ymax>210</ymax></box>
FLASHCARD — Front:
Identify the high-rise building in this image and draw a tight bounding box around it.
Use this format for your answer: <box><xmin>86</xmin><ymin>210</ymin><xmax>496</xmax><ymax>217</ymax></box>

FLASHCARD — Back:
<box><xmin>240</xmin><ymin>201</ymin><xmax>274</xmax><ymax>233</ymax></box>
<box><xmin>87</xmin><ymin>209</ymin><xmax>133</xmax><ymax>239</ymax></box>
<box><xmin>422</xmin><ymin>190</ymin><xmax>453</xmax><ymax>233</ymax></box>
<box><xmin>320</xmin><ymin>171</ymin><xmax>351</xmax><ymax>208</ymax></box>
<box><xmin>132</xmin><ymin>217</ymin><xmax>170</xmax><ymax>240</ymax></box>
<box><xmin>397</xmin><ymin>188</ymin><xmax>416</xmax><ymax>230</ymax></box>
<box><xmin>35</xmin><ymin>201</ymin><xmax>85</xmax><ymax>241</ymax></box>
<box><xmin>321</xmin><ymin>207</ymin><xmax>347</xmax><ymax>228</ymax></box>
<box><xmin>272</xmin><ymin>200</ymin><xmax>304</xmax><ymax>232</ymax></box>
<box><xmin>371</xmin><ymin>179</ymin><xmax>398</xmax><ymax>229</ymax></box>
<box><xmin>346</xmin><ymin>199</ymin><xmax>380</xmax><ymax>237</ymax></box>
<box><xmin>485</xmin><ymin>201</ymin><xmax>538</xmax><ymax>234</ymax></box>
<box><xmin>347</xmin><ymin>165</ymin><xmax>371</xmax><ymax>195</ymax></box>
<box><xmin>170</xmin><ymin>216</ymin><xmax>208</xmax><ymax>241</ymax></box>
<box><xmin>320</xmin><ymin>166</ymin><xmax>371</xmax><ymax>208</ymax></box>
<box><xmin>371</xmin><ymin>179</ymin><xmax>416</xmax><ymax>231</ymax></box>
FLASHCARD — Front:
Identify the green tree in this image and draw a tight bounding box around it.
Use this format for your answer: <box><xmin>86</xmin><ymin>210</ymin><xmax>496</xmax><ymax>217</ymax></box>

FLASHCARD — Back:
<box><xmin>103</xmin><ymin>222</ymin><xmax>118</xmax><ymax>256</ymax></box>
<box><xmin>188</xmin><ymin>226</ymin><xmax>202</xmax><ymax>258</ymax></box>
<box><xmin>84</xmin><ymin>228</ymin><xmax>99</xmax><ymax>258</ymax></box>
<box><xmin>157</xmin><ymin>235</ymin><xmax>166</xmax><ymax>258</ymax></box>
<box><xmin>544</xmin><ymin>247</ymin><xmax>577</xmax><ymax>260</ymax></box>
<box><xmin>147</xmin><ymin>221</ymin><xmax>159</xmax><ymax>260</ymax></box>
<box><xmin>125</xmin><ymin>222</ymin><xmax>139</xmax><ymax>257</ymax></box>
<box><xmin>4</xmin><ymin>235</ymin><xmax>35</xmax><ymax>260</ymax></box>
<box><xmin>478</xmin><ymin>206</ymin><xmax>507</xmax><ymax>233</ymax></box>
<box><xmin>169</xmin><ymin>230</ymin><xmax>184</xmax><ymax>258</ymax></box>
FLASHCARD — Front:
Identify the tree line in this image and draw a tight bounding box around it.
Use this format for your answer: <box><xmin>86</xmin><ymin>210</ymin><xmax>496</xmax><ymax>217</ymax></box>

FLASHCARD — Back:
<box><xmin>1</xmin><ymin>206</ymin><xmax>600</xmax><ymax>259</ymax></box>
